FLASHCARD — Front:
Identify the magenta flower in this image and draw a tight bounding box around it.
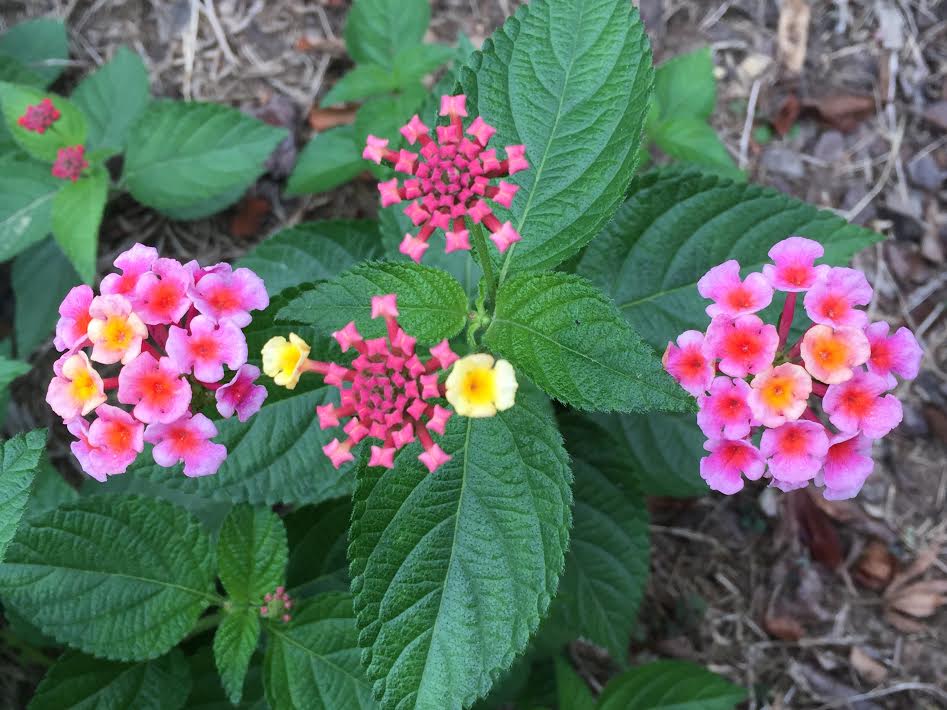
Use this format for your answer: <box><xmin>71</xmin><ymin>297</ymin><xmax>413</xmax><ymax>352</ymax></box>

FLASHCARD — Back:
<box><xmin>705</xmin><ymin>315</ymin><xmax>779</xmax><ymax>378</ymax></box>
<box><xmin>699</xmin><ymin>439</ymin><xmax>765</xmax><ymax>494</ymax></box>
<box><xmin>53</xmin><ymin>285</ymin><xmax>94</xmax><ymax>352</ymax></box>
<box><xmin>17</xmin><ymin>98</ymin><xmax>60</xmax><ymax>133</ymax></box>
<box><xmin>166</xmin><ymin>315</ymin><xmax>247</xmax><ymax>383</ymax></box>
<box><xmin>189</xmin><ymin>265</ymin><xmax>270</xmax><ymax>327</ymax></box>
<box><xmin>760</xmin><ymin>420</ymin><xmax>829</xmax><ymax>484</ymax></box>
<box><xmin>363</xmin><ymin>93</ymin><xmax>529</xmax><ymax>262</ymax></box>
<box><xmin>66</xmin><ymin>406</ymin><xmax>144</xmax><ymax>482</ymax></box>
<box><xmin>100</xmin><ymin>244</ymin><xmax>159</xmax><ymax>297</ymax></box>
<box><xmin>117</xmin><ymin>352</ymin><xmax>191</xmax><ymax>424</ymax></box>
<box><xmin>823</xmin><ymin>371</ymin><xmax>902</xmax><ymax>439</ymax></box>
<box><xmin>134</xmin><ymin>258</ymin><xmax>194</xmax><ymax>325</ymax></box>
<box><xmin>762</xmin><ymin>236</ymin><xmax>830</xmax><ymax>292</ymax></box>
<box><xmin>818</xmin><ymin>432</ymin><xmax>874</xmax><ymax>500</ymax></box>
<box><xmin>662</xmin><ymin>330</ymin><xmax>714</xmax><ymax>396</ymax></box>
<box><xmin>216</xmin><ymin>365</ymin><xmax>267</xmax><ymax>422</ymax></box>
<box><xmin>864</xmin><ymin>322</ymin><xmax>923</xmax><ymax>387</ymax></box>
<box><xmin>144</xmin><ymin>413</ymin><xmax>227</xmax><ymax>477</ymax></box>
<box><xmin>51</xmin><ymin>145</ymin><xmax>88</xmax><ymax>182</ymax></box>
<box><xmin>696</xmin><ymin>377</ymin><xmax>755</xmax><ymax>439</ymax></box>
<box><xmin>803</xmin><ymin>267</ymin><xmax>872</xmax><ymax>328</ymax></box>
<box><xmin>747</xmin><ymin>363</ymin><xmax>811</xmax><ymax>428</ymax></box>
<box><xmin>697</xmin><ymin>260</ymin><xmax>773</xmax><ymax>318</ymax></box>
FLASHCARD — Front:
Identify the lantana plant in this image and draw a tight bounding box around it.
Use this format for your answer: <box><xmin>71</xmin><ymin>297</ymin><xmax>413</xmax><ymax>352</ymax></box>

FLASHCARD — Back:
<box><xmin>0</xmin><ymin>1</ymin><xmax>915</xmax><ymax>709</ymax></box>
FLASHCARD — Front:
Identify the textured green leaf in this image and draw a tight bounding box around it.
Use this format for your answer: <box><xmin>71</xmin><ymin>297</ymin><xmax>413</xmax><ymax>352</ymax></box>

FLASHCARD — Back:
<box><xmin>651</xmin><ymin>118</ymin><xmax>741</xmax><ymax>179</ymax></box>
<box><xmin>654</xmin><ymin>47</ymin><xmax>715</xmax><ymax>121</ymax></box>
<box><xmin>263</xmin><ymin>592</ymin><xmax>377</xmax><ymax>710</ymax></box>
<box><xmin>0</xmin><ymin>355</ymin><xmax>30</xmax><ymax>391</ymax></box>
<box><xmin>349</xmin><ymin>392</ymin><xmax>572</xmax><ymax>710</ymax></box>
<box><xmin>218</xmin><ymin>505</ymin><xmax>288</xmax><ymax>603</ymax></box>
<box><xmin>486</xmin><ymin>272</ymin><xmax>690</xmax><ymax>413</ymax></box>
<box><xmin>29</xmin><ymin>650</ymin><xmax>191</xmax><ymax>710</ymax></box>
<box><xmin>0</xmin><ymin>19</ymin><xmax>68</xmax><ymax>86</ymax></box>
<box><xmin>597</xmin><ymin>661</ymin><xmax>746</xmax><ymax>710</ymax></box>
<box><xmin>546</xmin><ymin>412</ymin><xmax>649</xmax><ymax>661</ymax></box>
<box><xmin>278</xmin><ymin>261</ymin><xmax>468</xmax><ymax>345</ymax></box>
<box><xmin>0</xmin><ymin>156</ymin><xmax>58</xmax><ymax>262</ymax></box>
<box><xmin>52</xmin><ymin>168</ymin><xmax>107</xmax><ymax>284</ymax></box>
<box><xmin>122</xmin><ymin>101</ymin><xmax>286</xmax><ymax>218</ymax></box>
<box><xmin>393</xmin><ymin>44</ymin><xmax>454</xmax><ymax>83</ymax></box>
<box><xmin>72</xmin><ymin>46</ymin><xmax>151</xmax><ymax>152</ymax></box>
<box><xmin>353</xmin><ymin>87</ymin><xmax>426</xmax><ymax>162</ymax></box>
<box><xmin>0</xmin><ymin>83</ymin><xmax>87</xmax><ymax>161</ymax></box>
<box><xmin>214</xmin><ymin>608</ymin><xmax>261</xmax><ymax>705</ymax></box>
<box><xmin>554</xmin><ymin>657</ymin><xmax>595</xmax><ymax>710</ymax></box>
<box><xmin>344</xmin><ymin>0</ymin><xmax>430</xmax><ymax>69</ymax></box>
<box><xmin>24</xmin><ymin>454</ymin><xmax>78</xmax><ymax>520</ymax></box>
<box><xmin>460</xmin><ymin>0</ymin><xmax>653</xmax><ymax>271</ymax></box>
<box><xmin>0</xmin><ymin>429</ymin><xmax>45</xmax><ymax>563</ymax></box>
<box><xmin>188</xmin><ymin>646</ymin><xmax>267</xmax><ymax>710</ymax></box>
<box><xmin>0</xmin><ymin>495</ymin><xmax>217</xmax><ymax>661</ymax></box>
<box><xmin>285</xmin><ymin>498</ymin><xmax>351</xmax><ymax>597</ymax></box>
<box><xmin>12</xmin><ymin>237</ymin><xmax>80</xmax><ymax>355</ymax></box>
<box><xmin>578</xmin><ymin>169</ymin><xmax>884</xmax><ymax>350</ymax></box>
<box><xmin>286</xmin><ymin>126</ymin><xmax>364</xmax><ymax>195</ymax></box>
<box><xmin>237</xmin><ymin>220</ymin><xmax>383</xmax><ymax>295</ymax></box>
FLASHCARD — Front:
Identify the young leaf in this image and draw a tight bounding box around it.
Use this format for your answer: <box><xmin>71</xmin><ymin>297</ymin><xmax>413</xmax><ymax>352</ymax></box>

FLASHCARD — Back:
<box><xmin>263</xmin><ymin>592</ymin><xmax>376</xmax><ymax>710</ymax></box>
<box><xmin>217</xmin><ymin>505</ymin><xmax>288</xmax><ymax>603</ymax></box>
<box><xmin>0</xmin><ymin>355</ymin><xmax>31</xmax><ymax>391</ymax></box>
<box><xmin>597</xmin><ymin>661</ymin><xmax>746</xmax><ymax>710</ymax></box>
<box><xmin>237</xmin><ymin>220</ymin><xmax>383</xmax><ymax>296</ymax></box>
<box><xmin>0</xmin><ymin>157</ymin><xmax>59</xmax><ymax>262</ymax></box>
<box><xmin>285</xmin><ymin>498</ymin><xmax>351</xmax><ymax>597</ymax></box>
<box><xmin>0</xmin><ymin>495</ymin><xmax>217</xmax><ymax>661</ymax></box>
<box><xmin>344</xmin><ymin>0</ymin><xmax>430</xmax><ymax>69</ymax></box>
<box><xmin>653</xmin><ymin>47</ymin><xmax>716</xmax><ymax>121</ymax></box>
<box><xmin>0</xmin><ymin>55</ymin><xmax>44</xmax><ymax>87</ymax></box>
<box><xmin>188</xmin><ymin>646</ymin><xmax>267</xmax><ymax>710</ymax></box>
<box><xmin>485</xmin><ymin>272</ymin><xmax>691</xmax><ymax>413</ymax></box>
<box><xmin>72</xmin><ymin>46</ymin><xmax>151</xmax><ymax>152</ymax></box>
<box><xmin>0</xmin><ymin>83</ymin><xmax>87</xmax><ymax>161</ymax></box>
<box><xmin>650</xmin><ymin>118</ymin><xmax>741</xmax><ymax>179</ymax></box>
<box><xmin>285</xmin><ymin>126</ymin><xmax>364</xmax><ymax>195</ymax></box>
<box><xmin>29</xmin><ymin>650</ymin><xmax>192</xmax><ymax>710</ymax></box>
<box><xmin>544</xmin><ymin>412</ymin><xmax>650</xmax><ymax>662</ymax></box>
<box><xmin>460</xmin><ymin>0</ymin><xmax>653</xmax><ymax>270</ymax></box>
<box><xmin>213</xmin><ymin>608</ymin><xmax>261</xmax><ymax>705</ymax></box>
<box><xmin>52</xmin><ymin>168</ymin><xmax>108</xmax><ymax>284</ymax></box>
<box><xmin>0</xmin><ymin>19</ymin><xmax>68</xmax><ymax>87</ymax></box>
<box><xmin>12</xmin><ymin>237</ymin><xmax>80</xmax><ymax>356</ymax></box>
<box><xmin>392</xmin><ymin>44</ymin><xmax>455</xmax><ymax>84</ymax></box>
<box><xmin>122</xmin><ymin>101</ymin><xmax>286</xmax><ymax>219</ymax></box>
<box><xmin>554</xmin><ymin>657</ymin><xmax>595</xmax><ymax>710</ymax></box>
<box><xmin>577</xmin><ymin>169</ymin><xmax>884</xmax><ymax>350</ymax></box>
<box><xmin>321</xmin><ymin>64</ymin><xmax>401</xmax><ymax>107</ymax></box>
<box><xmin>0</xmin><ymin>429</ymin><xmax>46</xmax><ymax>563</ymax></box>
<box><xmin>348</xmin><ymin>392</ymin><xmax>572</xmax><ymax>709</ymax></box>
<box><xmin>278</xmin><ymin>261</ymin><xmax>468</xmax><ymax>344</ymax></box>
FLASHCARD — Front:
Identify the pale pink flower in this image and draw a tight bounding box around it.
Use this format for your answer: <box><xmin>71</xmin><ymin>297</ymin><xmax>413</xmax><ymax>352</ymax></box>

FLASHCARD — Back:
<box><xmin>84</xmin><ymin>404</ymin><xmax>144</xmax><ymax>477</ymax></box>
<box><xmin>864</xmin><ymin>322</ymin><xmax>922</xmax><ymax>387</ymax></box>
<box><xmin>699</xmin><ymin>439</ymin><xmax>766</xmax><ymax>494</ymax></box>
<box><xmin>697</xmin><ymin>260</ymin><xmax>773</xmax><ymax>318</ymax></box>
<box><xmin>748</xmin><ymin>363</ymin><xmax>812</xmax><ymax>427</ymax></box>
<box><xmin>215</xmin><ymin>365</ymin><xmax>267</xmax><ymax>422</ymax></box>
<box><xmin>760</xmin><ymin>420</ymin><xmax>829</xmax><ymax>484</ymax></box>
<box><xmin>117</xmin><ymin>352</ymin><xmax>191</xmax><ymax>424</ymax></box>
<box><xmin>705</xmin><ymin>315</ymin><xmax>779</xmax><ymax>378</ymax></box>
<box><xmin>800</xmin><ymin>324</ymin><xmax>870</xmax><ymax>384</ymax></box>
<box><xmin>189</xmin><ymin>265</ymin><xmax>268</xmax><ymax>327</ymax></box>
<box><xmin>662</xmin><ymin>330</ymin><xmax>714</xmax><ymax>396</ymax></box>
<box><xmin>144</xmin><ymin>413</ymin><xmax>226</xmax><ymax>477</ymax></box>
<box><xmin>823</xmin><ymin>371</ymin><xmax>902</xmax><ymax>439</ymax></box>
<box><xmin>697</xmin><ymin>377</ymin><xmax>755</xmax><ymax>439</ymax></box>
<box><xmin>803</xmin><ymin>267</ymin><xmax>872</xmax><ymax>328</ymax></box>
<box><xmin>166</xmin><ymin>315</ymin><xmax>247</xmax><ymax>383</ymax></box>
<box><xmin>818</xmin><ymin>432</ymin><xmax>874</xmax><ymax>500</ymax></box>
<box><xmin>100</xmin><ymin>243</ymin><xmax>158</xmax><ymax>297</ymax></box>
<box><xmin>53</xmin><ymin>285</ymin><xmax>94</xmax><ymax>351</ymax></box>
<box><xmin>46</xmin><ymin>351</ymin><xmax>106</xmax><ymax>420</ymax></box>
<box><xmin>86</xmin><ymin>294</ymin><xmax>148</xmax><ymax>365</ymax></box>
<box><xmin>134</xmin><ymin>258</ymin><xmax>194</xmax><ymax>325</ymax></box>
<box><xmin>762</xmin><ymin>236</ymin><xmax>830</xmax><ymax>291</ymax></box>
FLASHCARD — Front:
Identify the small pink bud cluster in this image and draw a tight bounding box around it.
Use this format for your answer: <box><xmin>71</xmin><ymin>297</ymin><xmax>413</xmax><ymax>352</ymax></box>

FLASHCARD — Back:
<box><xmin>17</xmin><ymin>98</ymin><xmax>60</xmax><ymax>133</ymax></box>
<box><xmin>51</xmin><ymin>145</ymin><xmax>88</xmax><ymax>182</ymax></box>
<box><xmin>260</xmin><ymin>586</ymin><xmax>293</xmax><ymax>624</ymax></box>
<box><xmin>663</xmin><ymin>237</ymin><xmax>922</xmax><ymax>500</ymax></box>
<box><xmin>364</xmin><ymin>94</ymin><xmax>529</xmax><ymax>262</ymax></box>
<box><xmin>46</xmin><ymin>244</ymin><xmax>270</xmax><ymax>481</ymax></box>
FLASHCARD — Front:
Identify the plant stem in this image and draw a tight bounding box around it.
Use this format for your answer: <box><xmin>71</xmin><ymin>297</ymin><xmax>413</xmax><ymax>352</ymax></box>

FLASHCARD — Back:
<box><xmin>468</xmin><ymin>221</ymin><xmax>497</xmax><ymax>306</ymax></box>
<box><xmin>777</xmin><ymin>292</ymin><xmax>797</xmax><ymax>349</ymax></box>
<box><xmin>185</xmin><ymin>611</ymin><xmax>224</xmax><ymax>640</ymax></box>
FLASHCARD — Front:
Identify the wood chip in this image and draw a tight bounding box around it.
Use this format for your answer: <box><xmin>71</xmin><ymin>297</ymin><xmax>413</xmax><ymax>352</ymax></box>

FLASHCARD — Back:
<box><xmin>777</xmin><ymin>0</ymin><xmax>811</xmax><ymax>74</ymax></box>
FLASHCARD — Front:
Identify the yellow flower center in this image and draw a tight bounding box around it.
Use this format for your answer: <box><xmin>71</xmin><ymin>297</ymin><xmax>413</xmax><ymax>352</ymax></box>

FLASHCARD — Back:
<box><xmin>102</xmin><ymin>315</ymin><xmax>132</xmax><ymax>349</ymax></box>
<box><xmin>760</xmin><ymin>375</ymin><xmax>794</xmax><ymax>409</ymax></box>
<box><xmin>70</xmin><ymin>368</ymin><xmax>98</xmax><ymax>402</ymax></box>
<box><xmin>278</xmin><ymin>343</ymin><xmax>303</xmax><ymax>376</ymax></box>
<box><xmin>460</xmin><ymin>367</ymin><xmax>496</xmax><ymax>406</ymax></box>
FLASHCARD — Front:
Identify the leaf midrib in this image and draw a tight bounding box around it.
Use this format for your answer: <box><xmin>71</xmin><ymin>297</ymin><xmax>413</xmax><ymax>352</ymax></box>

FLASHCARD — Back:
<box><xmin>267</xmin><ymin>624</ymin><xmax>368</xmax><ymax>688</ymax></box>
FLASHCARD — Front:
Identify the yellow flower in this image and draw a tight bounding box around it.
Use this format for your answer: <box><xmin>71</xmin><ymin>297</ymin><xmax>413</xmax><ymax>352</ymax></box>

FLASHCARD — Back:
<box><xmin>262</xmin><ymin>333</ymin><xmax>310</xmax><ymax>389</ymax></box>
<box><xmin>445</xmin><ymin>353</ymin><xmax>518</xmax><ymax>418</ymax></box>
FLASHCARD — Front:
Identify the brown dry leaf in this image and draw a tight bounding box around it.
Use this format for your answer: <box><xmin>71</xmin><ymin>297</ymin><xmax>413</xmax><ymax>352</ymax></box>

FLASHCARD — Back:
<box><xmin>772</xmin><ymin>94</ymin><xmax>801</xmax><ymax>136</ymax></box>
<box><xmin>854</xmin><ymin>540</ymin><xmax>897</xmax><ymax>591</ymax></box>
<box><xmin>884</xmin><ymin>609</ymin><xmax>928</xmax><ymax>634</ymax></box>
<box><xmin>777</xmin><ymin>0</ymin><xmax>811</xmax><ymax>74</ymax></box>
<box><xmin>764</xmin><ymin>613</ymin><xmax>806</xmax><ymax>641</ymax></box>
<box><xmin>801</xmin><ymin>95</ymin><xmax>876</xmax><ymax>133</ymax></box>
<box><xmin>308</xmin><ymin>105</ymin><xmax>358</xmax><ymax>132</ymax></box>
<box><xmin>295</xmin><ymin>35</ymin><xmax>346</xmax><ymax>56</ymax></box>
<box><xmin>885</xmin><ymin>544</ymin><xmax>941</xmax><ymax>597</ymax></box>
<box><xmin>849</xmin><ymin>646</ymin><xmax>889</xmax><ymax>684</ymax></box>
<box><xmin>791</xmin><ymin>490</ymin><xmax>844</xmax><ymax>568</ymax></box>
<box><xmin>229</xmin><ymin>196</ymin><xmax>271</xmax><ymax>239</ymax></box>
<box><xmin>886</xmin><ymin>580</ymin><xmax>947</xmax><ymax>618</ymax></box>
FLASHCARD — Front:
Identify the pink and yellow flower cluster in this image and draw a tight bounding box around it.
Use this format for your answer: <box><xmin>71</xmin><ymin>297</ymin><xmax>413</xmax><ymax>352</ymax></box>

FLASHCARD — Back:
<box><xmin>46</xmin><ymin>244</ymin><xmax>270</xmax><ymax>481</ymax></box>
<box><xmin>664</xmin><ymin>237</ymin><xmax>922</xmax><ymax>500</ymax></box>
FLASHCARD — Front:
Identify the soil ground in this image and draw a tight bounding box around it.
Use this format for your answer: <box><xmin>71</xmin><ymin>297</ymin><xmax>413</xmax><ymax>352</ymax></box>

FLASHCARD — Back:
<box><xmin>1</xmin><ymin>0</ymin><xmax>945</xmax><ymax>708</ymax></box>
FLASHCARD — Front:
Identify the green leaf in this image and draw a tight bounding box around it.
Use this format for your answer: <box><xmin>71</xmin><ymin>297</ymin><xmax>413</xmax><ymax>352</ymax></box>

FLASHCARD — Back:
<box><xmin>72</xmin><ymin>47</ymin><xmax>151</xmax><ymax>152</ymax></box>
<box><xmin>0</xmin><ymin>355</ymin><xmax>31</xmax><ymax>391</ymax></box>
<box><xmin>0</xmin><ymin>429</ymin><xmax>46</xmax><ymax>563</ymax></box>
<box><xmin>348</xmin><ymin>392</ymin><xmax>572</xmax><ymax>709</ymax></box>
<box><xmin>122</xmin><ymin>101</ymin><xmax>286</xmax><ymax>219</ymax></box>
<box><xmin>188</xmin><ymin>646</ymin><xmax>267</xmax><ymax>710</ymax></box>
<box><xmin>263</xmin><ymin>592</ymin><xmax>377</xmax><ymax>710</ymax></box>
<box><xmin>322</xmin><ymin>64</ymin><xmax>401</xmax><ymax>106</ymax></box>
<box><xmin>597</xmin><ymin>661</ymin><xmax>746</xmax><ymax>710</ymax></box>
<box><xmin>392</xmin><ymin>43</ymin><xmax>454</xmax><ymax>86</ymax></box>
<box><xmin>0</xmin><ymin>19</ymin><xmax>68</xmax><ymax>87</ymax></box>
<box><xmin>353</xmin><ymin>86</ymin><xmax>426</xmax><ymax>158</ymax></box>
<box><xmin>286</xmin><ymin>126</ymin><xmax>364</xmax><ymax>195</ymax></box>
<box><xmin>651</xmin><ymin>118</ymin><xmax>741</xmax><ymax>179</ymax></box>
<box><xmin>214</xmin><ymin>609</ymin><xmax>261</xmax><ymax>705</ymax></box>
<box><xmin>0</xmin><ymin>83</ymin><xmax>87</xmax><ymax>161</ymax></box>
<box><xmin>29</xmin><ymin>650</ymin><xmax>192</xmax><ymax>710</ymax></box>
<box><xmin>12</xmin><ymin>237</ymin><xmax>80</xmax><ymax>356</ymax></box>
<box><xmin>52</xmin><ymin>168</ymin><xmax>107</xmax><ymax>284</ymax></box>
<box><xmin>278</xmin><ymin>261</ymin><xmax>468</xmax><ymax>344</ymax></box>
<box><xmin>238</xmin><ymin>220</ymin><xmax>383</xmax><ymax>295</ymax></box>
<box><xmin>485</xmin><ymin>272</ymin><xmax>691</xmax><ymax>413</ymax></box>
<box><xmin>654</xmin><ymin>47</ymin><xmax>716</xmax><ymax>121</ymax></box>
<box><xmin>460</xmin><ymin>0</ymin><xmax>653</xmax><ymax>271</ymax></box>
<box><xmin>546</xmin><ymin>412</ymin><xmax>650</xmax><ymax>661</ymax></box>
<box><xmin>218</xmin><ymin>505</ymin><xmax>288</xmax><ymax>603</ymax></box>
<box><xmin>554</xmin><ymin>657</ymin><xmax>595</xmax><ymax>710</ymax></box>
<box><xmin>0</xmin><ymin>495</ymin><xmax>217</xmax><ymax>661</ymax></box>
<box><xmin>0</xmin><ymin>156</ymin><xmax>58</xmax><ymax>262</ymax></box>
<box><xmin>577</xmin><ymin>169</ymin><xmax>885</xmax><ymax>351</ymax></box>
<box><xmin>344</xmin><ymin>0</ymin><xmax>430</xmax><ymax>69</ymax></box>
<box><xmin>24</xmin><ymin>454</ymin><xmax>78</xmax><ymax>520</ymax></box>
<box><xmin>285</xmin><ymin>498</ymin><xmax>351</xmax><ymax>597</ymax></box>
<box><xmin>0</xmin><ymin>56</ymin><xmax>44</xmax><ymax>87</ymax></box>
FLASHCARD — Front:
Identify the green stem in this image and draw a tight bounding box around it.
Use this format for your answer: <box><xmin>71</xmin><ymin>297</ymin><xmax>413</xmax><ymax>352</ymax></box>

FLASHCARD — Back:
<box><xmin>0</xmin><ymin>628</ymin><xmax>54</xmax><ymax>668</ymax></box>
<box><xmin>185</xmin><ymin>611</ymin><xmax>224</xmax><ymax>640</ymax></box>
<box><xmin>497</xmin><ymin>242</ymin><xmax>517</xmax><ymax>287</ymax></box>
<box><xmin>468</xmin><ymin>220</ymin><xmax>498</xmax><ymax>306</ymax></box>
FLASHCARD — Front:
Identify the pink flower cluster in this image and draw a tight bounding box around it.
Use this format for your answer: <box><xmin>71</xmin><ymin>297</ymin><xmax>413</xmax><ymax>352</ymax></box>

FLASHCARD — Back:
<box><xmin>51</xmin><ymin>145</ymin><xmax>88</xmax><ymax>182</ymax></box>
<box><xmin>260</xmin><ymin>586</ymin><xmax>293</xmax><ymax>624</ymax></box>
<box><xmin>17</xmin><ymin>98</ymin><xmax>60</xmax><ymax>133</ymax></box>
<box><xmin>663</xmin><ymin>237</ymin><xmax>922</xmax><ymax>500</ymax></box>
<box><xmin>16</xmin><ymin>99</ymin><xmax>88</xmax><ymax>182</ymax></box>
<box><xmin>363</xmin><ymin>94</ymin><xmax>528</xmax><ymax>262</ymax></box>
<box><xmin>46</xmin><ymin>244</ymin><xmax>270</xmax><ymax>481</ymax></box>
